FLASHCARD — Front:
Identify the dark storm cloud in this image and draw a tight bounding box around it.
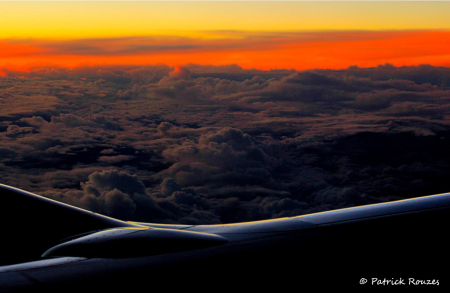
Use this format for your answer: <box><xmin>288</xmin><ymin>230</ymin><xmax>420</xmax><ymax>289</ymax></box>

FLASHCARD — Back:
<box><xmin>3</xmin><ymin>64</ymin><xmax>450</xmax><ymax>224</ymax></box>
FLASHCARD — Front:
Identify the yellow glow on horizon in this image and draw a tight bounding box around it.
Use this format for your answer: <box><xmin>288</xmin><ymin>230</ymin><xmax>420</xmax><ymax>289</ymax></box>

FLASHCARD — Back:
<box><xmin>1</xmin><ymin>2</ymin><xmax>450</xmax><ymax>40</ymax></box>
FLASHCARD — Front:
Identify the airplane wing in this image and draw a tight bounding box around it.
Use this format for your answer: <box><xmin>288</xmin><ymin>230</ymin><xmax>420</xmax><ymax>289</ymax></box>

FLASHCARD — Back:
<box><xmin>1</xmin><ymin>183</ymin><xmax>449</xmax><ymax>291</ymax></box>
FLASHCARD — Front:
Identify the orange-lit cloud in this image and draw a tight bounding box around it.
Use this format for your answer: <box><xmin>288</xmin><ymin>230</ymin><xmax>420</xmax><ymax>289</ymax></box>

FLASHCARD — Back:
<box><xmin>1</xmin><ymin>30</ymin><xmax>450</xmax><ymax>75</ymax></box>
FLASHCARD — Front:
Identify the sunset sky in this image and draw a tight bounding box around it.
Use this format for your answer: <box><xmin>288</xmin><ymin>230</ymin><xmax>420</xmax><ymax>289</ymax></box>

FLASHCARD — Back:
<box><xmin>1</xmin><ymin>1</ymin><xmax>450</xmax><ymax>74</ymax></box>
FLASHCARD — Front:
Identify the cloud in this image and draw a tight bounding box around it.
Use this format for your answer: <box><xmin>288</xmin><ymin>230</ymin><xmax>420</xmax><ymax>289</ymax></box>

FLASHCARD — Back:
<box><xmin>3</xmin><ymin>64</ymin><xmax>450</xmax><ymax>224</ymax></box>
<box><xmin>159</xmin><ymin>128</ymin><xmax>275</xmax><ymax>187</ymax></box>
<box><xmin>0</xmin><ymin>94</ymin><xmax>60</xmax><ymax>118</ymax></box>
<box><xmin>160</xmin><ymin>178</ymin><xmax>181</xmax><ymax>197</ymax></box>
<box><xmin>169</xmin><ymin>66</ymin><xmax>191</xmax><ymax>80</ymax></box>
<box><xmin>98</xmin><ymin>155</ymin><xmax>134</xmax><ymax>164</ymax></box>
<box><xmin>44</xmin><ymin>169</ymin><xmax>169</xmax><ymax>221</ymax></box>
<box><xmin>81</xmin><ymin>169</ymin><xmax>146</xmax><ymax>196</ymax></box>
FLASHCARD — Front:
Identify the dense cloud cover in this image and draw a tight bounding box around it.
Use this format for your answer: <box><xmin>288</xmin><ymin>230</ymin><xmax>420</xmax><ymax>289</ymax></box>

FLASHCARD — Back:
<box><xmin>2</xmin><ymin>64</ymin><xmax>450</xmax><ymax>224</ymax></box>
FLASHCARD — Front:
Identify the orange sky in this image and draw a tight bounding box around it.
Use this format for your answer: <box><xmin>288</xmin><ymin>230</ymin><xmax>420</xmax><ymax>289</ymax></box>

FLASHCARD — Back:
<box><xmin>1</xmin><ymin>2</ymin><xmax>450</xmax><ymax>75</ymax></box>
<box><xmin>2</xmin><ymin>30</ymin><xmax>450</xmax><ymax>75</ymax></box>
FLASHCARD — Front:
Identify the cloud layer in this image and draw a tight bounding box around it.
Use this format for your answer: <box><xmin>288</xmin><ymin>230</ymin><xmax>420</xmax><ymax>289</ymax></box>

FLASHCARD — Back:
<box><xmin>2</xmin><ymin>64</ymin><xmax>450</xmax><ymax>224</ymax></box>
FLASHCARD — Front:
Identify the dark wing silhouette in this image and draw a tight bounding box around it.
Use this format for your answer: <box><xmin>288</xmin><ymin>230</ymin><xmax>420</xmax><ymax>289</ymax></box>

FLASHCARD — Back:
<box><xmin>1</xmin><ymin>183</ymin><xmax>449</xmax><ymax>291</ymax></box>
